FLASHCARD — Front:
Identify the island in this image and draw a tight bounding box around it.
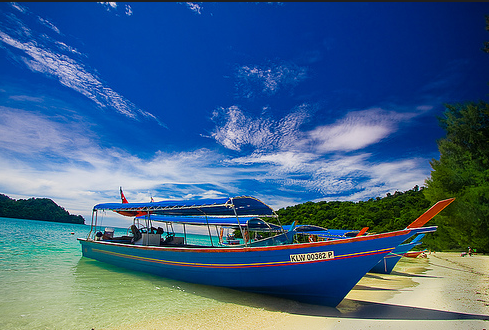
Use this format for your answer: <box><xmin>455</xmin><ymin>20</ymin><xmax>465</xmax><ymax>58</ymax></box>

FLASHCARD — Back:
<box><xmin>0</xmin><ymin>194</ymin><xmax>85</xmax><ymax>224</ymax></box>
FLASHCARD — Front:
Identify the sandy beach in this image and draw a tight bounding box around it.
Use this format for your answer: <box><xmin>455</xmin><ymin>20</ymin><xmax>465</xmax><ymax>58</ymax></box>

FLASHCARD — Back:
<box><xmin>268</xmin><ymin>252</ymin><xmax>489</xmax><ymax>330</ymax></box>
<box><xmin>116</xmin><ymin>252</ymin><xmax>489</xmax><ymax>330</ymax></box>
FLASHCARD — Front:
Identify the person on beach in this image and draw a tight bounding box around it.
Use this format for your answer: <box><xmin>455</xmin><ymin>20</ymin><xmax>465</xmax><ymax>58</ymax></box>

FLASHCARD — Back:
<box><xmin>468</xmin><ymin>247</ymin><xmax>473</xmax><ymax>256</ymax></box>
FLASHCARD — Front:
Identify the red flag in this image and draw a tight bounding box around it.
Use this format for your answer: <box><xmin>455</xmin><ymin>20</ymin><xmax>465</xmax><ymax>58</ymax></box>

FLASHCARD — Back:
<box><xmin>120</xmin><ymin>187</ymin><xmax>129</xmax><ymax>204</ymax></box>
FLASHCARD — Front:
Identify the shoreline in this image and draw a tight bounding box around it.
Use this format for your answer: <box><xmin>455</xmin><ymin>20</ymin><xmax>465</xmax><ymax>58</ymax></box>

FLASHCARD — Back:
<box><xmin>266</xmin><ymin>252</ymin><xmax>489</xmax><ymax>329</ymax></box>
<box><xmin>108</xmin><ymin>252</ymin><xmax>489</xmax><ymax>330</ymax></box>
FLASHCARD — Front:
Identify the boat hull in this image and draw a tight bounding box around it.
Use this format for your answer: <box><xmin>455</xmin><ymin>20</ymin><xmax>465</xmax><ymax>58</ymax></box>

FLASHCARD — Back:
<box><xmin>79</xmin><ymin>228</ymin><xmax>430</xmax><ymax>307</ymax></box>
<box><xmin>369</xmin><ymin>241</ymin><xmax>420</xmax><ymax>274</ymax></box>
<box><xmin>403</xmin><ymin>250</ymin><xmax>425</xmax><ymax>258</ymax></box>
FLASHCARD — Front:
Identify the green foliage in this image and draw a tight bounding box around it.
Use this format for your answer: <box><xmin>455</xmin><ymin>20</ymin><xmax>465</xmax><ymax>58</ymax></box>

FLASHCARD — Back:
<box><xmin>0</xmin><ymin>194</ymin><xmax>85</xmax><ymax>224</ymax></box>
<box><xmin>424</xmin><ymin>102</ymin><xmax>489</xmax><ymax>252</ymax></box>
<box><xmin>276</xmin><ymin>185</ymin><xmax>431</xmax><ymax>234</ymax></box>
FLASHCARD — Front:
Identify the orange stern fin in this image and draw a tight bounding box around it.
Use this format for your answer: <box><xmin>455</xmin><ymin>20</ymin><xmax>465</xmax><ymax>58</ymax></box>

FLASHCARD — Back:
<box><xmin>406</xmin><ymin>198</ymin><xmax>455</xmax><ymax>229</ymax></box>
<box><xmin>356</xmin><ymin>227</ymin><xmax>369</xmax><ymax>237</ymax></box>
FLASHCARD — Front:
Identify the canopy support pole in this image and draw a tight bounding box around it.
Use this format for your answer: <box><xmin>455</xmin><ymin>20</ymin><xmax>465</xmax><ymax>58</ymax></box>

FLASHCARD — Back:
<box><xmin>231</xmin><ymin>198</ymin><xmax>247</xmax><ymax>247</ymax></box>
<box><xmin>205</xmin><ymin>214</ymin><xmax>214</xmax><ymax>247</ymax></box>
<box><xmin>183</xmin><ymin>224</ymin><xmax>187</xmax><ymax>244</ymax></box>
<box><xmin>215</xmin><ymin>226</ymin><xmax>220</xmax><ymax>245</ymax></box>
<box><xmin>88</xmin><ymin>210</ymin><xmax>97</xmax><ymax>239</ymax></box>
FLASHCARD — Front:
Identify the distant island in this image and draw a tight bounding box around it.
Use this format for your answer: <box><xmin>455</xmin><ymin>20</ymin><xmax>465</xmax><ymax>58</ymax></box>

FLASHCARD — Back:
<box><xmin>0</xmin><ymin>194</ymin><xmax>85</xmax><ymax>224</ymax></box>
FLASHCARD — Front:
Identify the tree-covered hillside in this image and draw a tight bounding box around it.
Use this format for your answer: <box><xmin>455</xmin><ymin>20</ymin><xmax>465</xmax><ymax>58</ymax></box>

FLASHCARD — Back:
<box><xmin>0</xmin><ymin>194</ymin><xmax>85</xmax><ymax>224</ymax></box>
<box><xmin>276</xmin><ymin>186</ymin><xmax>431</xmax><ymax>234</ymax></box>
<box><xmin>275</xmin><ymin>186</ymin><xmax>457</xmax><ymax>251</ymax></box>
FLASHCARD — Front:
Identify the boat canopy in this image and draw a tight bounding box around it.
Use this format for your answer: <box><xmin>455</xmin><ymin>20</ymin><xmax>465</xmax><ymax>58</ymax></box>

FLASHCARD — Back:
<box><xmin>136</xmin><ymin>215</ymin><xmax>283</xmax><ymax>231</ymax></box>
<box><xmin>93</xmin><ymin>196</ymin><xmax>277</xmax><ymax>218</ymax></box>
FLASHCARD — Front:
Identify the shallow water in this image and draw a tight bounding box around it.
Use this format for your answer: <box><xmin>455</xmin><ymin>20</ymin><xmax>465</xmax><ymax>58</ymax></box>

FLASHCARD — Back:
<box><xmin>1</xmin><ymin>217</ymin><xmax>435</xmax><ymax>329</ymax></box>
<box><xmin>1</xmin><ymin>217</ymin><xmax>279</xmax><ymax>329</ymax></box>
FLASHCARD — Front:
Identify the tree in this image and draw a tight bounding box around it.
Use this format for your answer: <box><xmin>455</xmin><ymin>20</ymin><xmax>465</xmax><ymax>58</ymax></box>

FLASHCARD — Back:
<box><xmin>424</xmin><ymin>102</ymin><xmax>489</xmax><ymax>252</ymax></box>
<box><xmin>0</xmin><ymin>194</ymin><xmax>85</xmax><ymax>224</ymax></box>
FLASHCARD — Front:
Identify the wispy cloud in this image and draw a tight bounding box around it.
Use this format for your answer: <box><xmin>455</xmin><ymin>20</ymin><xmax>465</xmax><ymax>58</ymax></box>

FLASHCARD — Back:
<box><xmin>37</xmin><ymin>16</ymin><xmax>61</xmax><ymax>34</ymax></box>
<box><xmin>0</xmin><ymin>106</ymin><xmax>93</xmax><ymax>156</ymax></box>
<box><xmin>307</xmin><ymin>108</ymin><xmax>417</xmax><ymax>153</ymax></box>
<box><xmin>97</xmin><ymin>2</ymin><xmax>133</xmax><ymax>16</ymax></box>
<box><xmin>0</xmin><ymin>98</ymin><xmax>433</xmax><ymax>221</ymax></box>
<box><xmin>210</xmin><ymin>104</ymin><xmax>432</xmax><ymax>201</ymax></box>
<box><xmin>0</xmin><ymin>105</ymin><xmax>232</xmax><ymax>218</ymax></box>
<box><xmin>211</xmin><ymin>104</ymin><xmax>312</xmax><ymax>152</ymax></box>
<box><xmin>182</xmin><ymin>2</ymin><xmax>203</xmax><ymax>15</ymax></box>
<box><xmin>98</xmin><ymin>2</ymin><xmax>117</xmax><ymax>11</ymax></box>
<box><xmin>235</xmin><ymin>61</ymin><xmax>308</xmax><ymax>98</ymax></box>
<box><xmin>0</xmin><ymin>3</ymin><xmax>159</xmax><ymax>125</ymax></box>
<box><xmin>211</xmin><ymin>105</ymin><xmax>417</xmax><ymax>154</ymax></box>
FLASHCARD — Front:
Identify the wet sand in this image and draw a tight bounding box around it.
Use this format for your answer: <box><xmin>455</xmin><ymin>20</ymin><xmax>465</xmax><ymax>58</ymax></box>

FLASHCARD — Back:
<box><xmin>112</xmin><ymin>252</ymin><xmax>489</xmax><ymax>330</ymax></box>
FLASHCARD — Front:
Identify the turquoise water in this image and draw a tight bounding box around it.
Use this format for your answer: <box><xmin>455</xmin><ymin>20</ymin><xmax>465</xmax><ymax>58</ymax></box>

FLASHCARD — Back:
<box><xmin>0</xmin><ymin>217</ymin><xmax>294</xmax><ymax>329</ymax></box>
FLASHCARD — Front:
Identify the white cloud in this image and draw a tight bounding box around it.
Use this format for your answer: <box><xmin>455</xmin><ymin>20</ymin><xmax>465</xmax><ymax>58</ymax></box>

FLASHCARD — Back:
<box><xmin>308</xmin><ymin>108</ymin><xmax>412</xmax><ymax>153</ymax></box>
<box><xmin>0</xmin><ymin>103</ymin><xmax>433</xmax><ymax>226</ymax></box>
<box><xmin>98</xmin><ymin>2</ymin><xmax>117</xmax><ymax>11</ymax></box>
<box><xmin>309</xmin><ymin>123</ymin><xmax>391</xmax><ymax>152</ymax></box>
<box><xmin>0</xmin><ymin>106</ymin><xmax>92</xmax><ymax>155</ymax></box>
<box><xmin>211</xmin><ymin>104</ymin><xmax>311</xmax><ymax>152</ymax></box>
<box><xmin>184</xmin><ymin>2</ymin><xmax>203</xmax><ymax>15</ymax></box>
<box><xmin>0</xmin><ymin>106</ymin><xmax>242</xmax><ymax>219</ymax></box>
<box><xmin>308</xmin><ymin>108</ymin><xmax>417</xmax><ymax>153</ymax></box>
<box><xmin>97</xmin><ymin>2</ymin><xmax>133</xmax><ymax>16</ymax></box>
<box><xmin>0</xmin><ymin>4</ymin><xmax>160</xmax><ymax>126</ymax></box>
<box><xmin>209</xmin><ymin>104</ymin><xmax>432</xmax><ymax>202</ymax></box>
<box><xmin>125</xmin><ymin>5</ymin><xmax>133</xmax><ymax>16</ymax></box>
<box><xmin>38</xmin><ymin>17</ymin><xmax>60</xmax><ymax>34</ymax></box>
<box><xmin>10</xmin><ymin>2</ymin><xmax>26</xmax><ymax>13</ymax></box>
<box><xmin>0</xmin><ymin>118</ymin><xmax>215</xmax><ymax>219</ymax></box>
<box><xmin>227</xmin><ymin>151</ymin><xmax>368</xmax><ymax>193</ymax></box>
<box><xmin>235</xmin><ymin>62</ymin><xmax>308</xmax><ymax>98</ymax></box>
<box><xmin>211</xmin><ymin>106</ymin><xmax>418</xmax><ymax>154</ymax></box>
<box><xmin>368</xmin><ymin>159</ymin><xmax>430</xmax><ymax>190</ymax></box>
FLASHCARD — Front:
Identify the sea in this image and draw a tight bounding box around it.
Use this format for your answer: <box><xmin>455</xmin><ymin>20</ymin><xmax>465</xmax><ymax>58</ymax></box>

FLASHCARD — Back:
<box><xmin>0</xmin><ymin>217</ymin><xmax>300</xmax><ymax>330</ymax></box>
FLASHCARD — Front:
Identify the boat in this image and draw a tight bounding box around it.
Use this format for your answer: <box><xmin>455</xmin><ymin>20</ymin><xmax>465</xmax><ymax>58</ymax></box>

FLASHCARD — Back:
<box><xmin>78</xmin><ymin>195</ymin><xmax>453</xmax><ymax>307</ymax></box>
<box><xmin>284</xmin><ymin>226</ymin><xmax>431</xmax><ymax>274</ymax></box>
<box><xmin>281</xmin><ymin>224</ymin><xmax>363</xmax><ymax>241</ymax></box>
<box><xmin>369</xmin><ymin>233</ymin><xmax>426</xmax><ymax>274</ymax></box>
<box><xmin>287</xmin><ymin>199</ymin><xmax>453</xmax><ymax>274</ymax></box>
<box><xmin>403</xmin><ymin>250</ymin><xmax>427</xmax><ymax>258</ymax></box>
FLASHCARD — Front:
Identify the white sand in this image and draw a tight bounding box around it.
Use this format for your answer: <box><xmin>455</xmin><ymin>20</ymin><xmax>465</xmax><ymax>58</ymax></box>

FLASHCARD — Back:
<box><xmin>112</xmin><ymin>252</ymin><xmax>489</xmax><ymax>330</ymax></box>
<box><xmin>266</xmin><ymin>252</ymin><xmax>489</xmax><ymax>330</ymax></box>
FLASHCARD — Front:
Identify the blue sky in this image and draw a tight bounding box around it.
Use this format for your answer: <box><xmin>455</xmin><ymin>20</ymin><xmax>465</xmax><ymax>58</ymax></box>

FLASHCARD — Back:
<box><xmin>1</xmin><ymin>2</ymin><xmax>488</xmax><ymax>226</ymax></box>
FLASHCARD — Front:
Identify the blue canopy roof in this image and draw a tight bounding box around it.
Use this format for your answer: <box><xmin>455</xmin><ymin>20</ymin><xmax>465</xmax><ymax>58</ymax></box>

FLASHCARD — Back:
<box><xmin>93</xmin><ymin>196</ymin><xmax>277</xmax><ymax>217</ymax></box>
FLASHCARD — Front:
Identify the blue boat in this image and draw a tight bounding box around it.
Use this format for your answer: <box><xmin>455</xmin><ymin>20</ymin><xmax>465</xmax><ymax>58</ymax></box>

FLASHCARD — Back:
<box><xmin>282</xmin><ymin>225</ymin><xmax>430</xmax><ymax>274</ymax></box>
<box><xmin>78</xmin><ymin>196</ymin><xmax>452</xmax><ymax>307</ymax></box>
<box><xmin>285</xmin><ymin>198</ymin><xmax>455</xmax><ymax>274</ymax></box>
<box><xmin>289</xmin><ymin>225</ymin><xmax>430</xmax><ymax>274</ymax></box>
<box><xmin>369</xmin><ymin>233</ymin><xmax>426</xmax><ymax>274</ymax></box>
